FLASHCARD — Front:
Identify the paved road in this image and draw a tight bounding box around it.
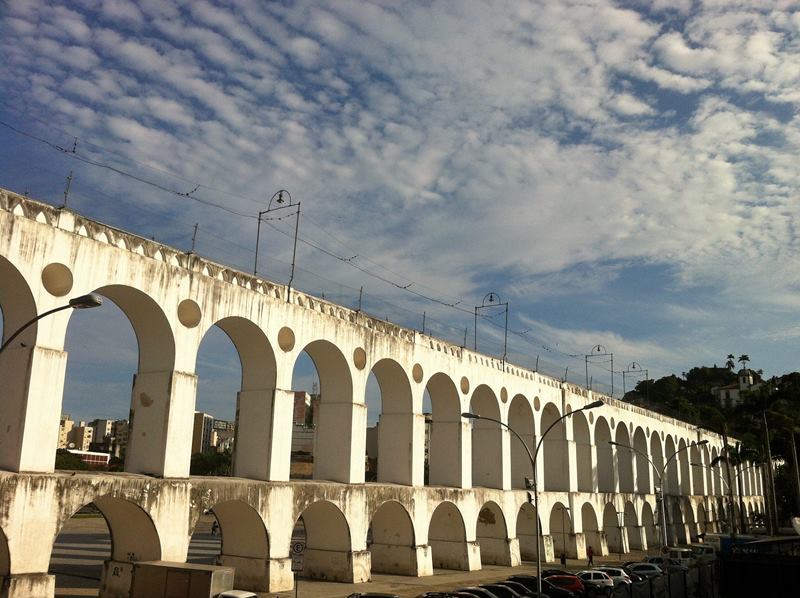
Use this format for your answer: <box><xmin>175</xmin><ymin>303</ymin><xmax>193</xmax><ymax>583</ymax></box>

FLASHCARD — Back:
<box><xmin>51</xmin><ymin>515</ymin><xmax>653</xmax><ymax>597</ymax></box>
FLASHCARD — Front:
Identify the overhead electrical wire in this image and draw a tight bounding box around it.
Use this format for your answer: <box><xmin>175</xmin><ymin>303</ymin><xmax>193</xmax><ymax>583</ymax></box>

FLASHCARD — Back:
<box><xmin>0</xmin><ymin>117</ymin><xmax>634</xmax><ymax>373</ymax></box>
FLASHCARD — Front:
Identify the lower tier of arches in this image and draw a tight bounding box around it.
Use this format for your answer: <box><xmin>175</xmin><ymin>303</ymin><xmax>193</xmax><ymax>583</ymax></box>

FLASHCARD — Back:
<box><xmin>0</xmin><ymin>472</ymin><xmax>763</xmax><ymax>597</ymax></box>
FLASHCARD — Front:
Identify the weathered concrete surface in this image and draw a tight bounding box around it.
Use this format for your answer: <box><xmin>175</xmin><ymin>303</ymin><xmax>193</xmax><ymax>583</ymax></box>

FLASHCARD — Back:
<box><xmin>0</xmin><ymin>188</ymin><xmax>766</xmax><ymax>597</ymax></box>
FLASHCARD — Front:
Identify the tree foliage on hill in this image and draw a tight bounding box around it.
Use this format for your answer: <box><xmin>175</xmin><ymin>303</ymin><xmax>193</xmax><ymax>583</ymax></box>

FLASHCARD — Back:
<box><xmin>625</xmin><ymin>360</ymin><xmax>800</xmax><ymax>523</ymax></box>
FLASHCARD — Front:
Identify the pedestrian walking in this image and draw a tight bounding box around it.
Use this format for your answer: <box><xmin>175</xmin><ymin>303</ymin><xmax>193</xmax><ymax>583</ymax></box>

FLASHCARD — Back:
<box><xmin>211</xmin><ymin>520</ymin><xmax>219</xmax><ymax>536</ymax></box>
<box><xmin>560</xmin><ymin>552</ymin><xmax>567</xmax><ymax>567</ymax></box>
<box><xmin>587</xmin><ymin>545</ymin><xmax>594</xmax><ymax>566</ymax></box>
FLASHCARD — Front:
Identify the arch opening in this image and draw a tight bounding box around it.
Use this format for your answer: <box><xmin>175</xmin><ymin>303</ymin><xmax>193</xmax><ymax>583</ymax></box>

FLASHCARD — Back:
<box><xmin>595</xmin><ymin>417</ymin><xmax>614</xmax><ymax>493</ymax></box>
<box><xmin>542</xmin><ymin>404</ymin><xmax>569</xmax><ymax>492</ymax></box>
<box><xmin>294</xmin><ymin>501</ymin><xmax>354</xmax><ymax>582</ymax></box>
<box><xmin>476</xmin><ymin>501</ymin><xmax>510</xmax><ymax>566</ymax></box>
<box><xmin>425</xmin><ymin>373</ymin><xmax>462</xmax><ymax>488</ymax></box>
<box><xmin>615</xmin><ymin>425</ymin><xmax>634</xmax><ymax>493</ymax></box>
<box><xmin>580</xmin><ymin>503</ymin><xmax>601</xmax><ymax>559</ymax></box>
<box><xmin>369</xmin><ymin>501</ymin><xmax>416</xmax><ymax>575</ymax></box>
<box><xmin>633</xmin><ymin>427</ymin><xmax>650</xmax><ymax>494</ymax></box>
<box><xmin>292</xmin><ymin>341</ymin><xmax>354</xmax><ymax>483</ymax></box>
<box><xmin>369</xmin><ymin>359</ymin><xmax>414</xmax><ymax>485</ymax></box>
<box><xmin>602</xmin><ymin>503</ymin><xmax>624</xmax><ymax>556</ymax></box>
<box><xmin>516</xmin><ymin>503</ymin><xmax>543</xmax><ymax>562</ymax></box>
<box><xmin>429</xmin><ymin>502</ymin><xmax>469</xmax><ymax>570</ymax></box>
<box><xmin>573</xmin><ymin>411</ymin><xmax>592</xmax><ymax>492</ymax></box>
<box><xmin>469</xmin><ymin>385</ymin><xmax>503</xmax><ymax>489</ymax></box>
<box><xmin>549</xmin><ymin>502</ymin><xmax>575</xmax><ymax>559</ymax></box>
<box><xmin>509</xmin><ymin>396</ymin><xmax>535</xmax><ymax>490</ymax></box>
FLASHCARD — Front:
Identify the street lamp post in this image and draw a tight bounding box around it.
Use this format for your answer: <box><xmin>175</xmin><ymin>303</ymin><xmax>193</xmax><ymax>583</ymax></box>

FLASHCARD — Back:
<box><xmin>253</xmin><ymin>190</ymin><xmax>301</xmax><ymax>301</ymax></box>
<box><xmin>462</xmin><ymin>398</ymin><xmax>604</xmax><ymax>596</ymax></box>
<box><xmin>609</xmin><ymin>439</ymin><xmax>708</xmax><ymax>549</ymax></box>
<box><xmin>0</xmin><ymin>293</ymin><xmax>103</xmax><ymax>355</ymax></box>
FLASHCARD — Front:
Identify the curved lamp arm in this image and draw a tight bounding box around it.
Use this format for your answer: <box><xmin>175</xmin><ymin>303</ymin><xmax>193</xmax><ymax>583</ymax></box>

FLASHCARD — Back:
<box><xmin>0</xmin><ymin>293</ymin><xmax>103</xmax><ymax>355</ymax></box>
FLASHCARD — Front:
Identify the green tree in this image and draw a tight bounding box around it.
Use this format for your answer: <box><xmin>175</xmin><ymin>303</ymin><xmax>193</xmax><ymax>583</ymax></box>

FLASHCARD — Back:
<box><xmin>54</xmin><ymin>449</ymin><xmax>89</xmax><ymax>470</ymax></box>
<box><xmin>190</xmin><ymin>450</ymin><xmax>232</xmax><ymax>476</ymax></box>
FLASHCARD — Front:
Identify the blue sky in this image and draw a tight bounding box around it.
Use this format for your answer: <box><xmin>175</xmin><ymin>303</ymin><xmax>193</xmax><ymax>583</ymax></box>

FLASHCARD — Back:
<box><xmin>1</xmin><ymin>0</ymin><xmax>799</xmax><ymax>423</ymax></box>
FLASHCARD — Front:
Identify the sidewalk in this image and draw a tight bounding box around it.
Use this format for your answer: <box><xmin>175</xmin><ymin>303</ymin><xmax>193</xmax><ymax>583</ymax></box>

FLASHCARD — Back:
<box><xmin>268</xmin><ymin>550</ymin><xmax>654</xmax><ymax>597</ymax></box>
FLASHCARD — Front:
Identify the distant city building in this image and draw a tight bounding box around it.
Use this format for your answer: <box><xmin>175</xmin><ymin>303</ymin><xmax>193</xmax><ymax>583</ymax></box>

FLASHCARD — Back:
<box><xmin>89</xmin><ymin>419</ymin><xmax>114</xmax><ymax>444</ymax></box>
<box><xmin>111</xmin><ymin>420</ymin><xmax>129</xmax><ymax>458</ymax></box>
<box><xmin>293</xmin><ymin>391</ymin><xmax>311</xmax><ymax>424</ymax></box>
<box><xmin>67</xmin><ymin>449</ymin><xmax>110</xmax><ymax>467</ymax></box>
<box><xmin>712</xmin><ymin>368</ymin><xmax>761</xmax><ymax>409</ymax></box>
<box><xmin>192</xmin><ymin>412</ymin><xmax>215</xmax><ymax>454</ymax></box>
<box><xmin>67</xmin><ymin>425</ymin><xmax>93</xmax><ymax>451</ymax></box>
<box><xmin>212</xmin><ymin>419</ymin><xmax>235</xmax><ymax>453</ymax></box>
<box><xmin>58</xmin><ymin>415</ymin><xmax>74</xmax><ymax>449</ymax></box>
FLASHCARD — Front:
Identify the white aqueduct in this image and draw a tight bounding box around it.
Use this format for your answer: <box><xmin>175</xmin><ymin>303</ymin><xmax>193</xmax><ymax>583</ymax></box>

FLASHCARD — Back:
<box><xmin>0</xmin><ymin>189</ymin><xmax>764</xmax><ymax>597</ymax></box>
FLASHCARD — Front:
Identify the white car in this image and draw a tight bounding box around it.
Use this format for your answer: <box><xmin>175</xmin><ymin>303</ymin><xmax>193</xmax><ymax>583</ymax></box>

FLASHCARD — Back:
<box><xmin>577</xmin><ymin>570</ymin><xmax>614</xmax><ymax>594</ymax></box>
<box><xmin>595</xmin><ymin>566</ymin><xmax>632</xmax><ymax>586</ymax></box>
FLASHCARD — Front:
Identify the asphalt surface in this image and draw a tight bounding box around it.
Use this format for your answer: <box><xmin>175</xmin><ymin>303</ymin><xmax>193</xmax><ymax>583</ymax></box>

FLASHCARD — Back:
<box><xmin>51</xmin><ymin>515</ymin><xmax>653</xmax><ymax>597</ymax></box>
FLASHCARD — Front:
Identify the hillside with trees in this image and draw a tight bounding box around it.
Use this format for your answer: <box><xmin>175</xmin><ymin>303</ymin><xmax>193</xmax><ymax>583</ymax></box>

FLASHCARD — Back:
<box><xmin>622</xmin><ymin>356</ymin><xmax>800</xmax><ymax>527</ymax></box>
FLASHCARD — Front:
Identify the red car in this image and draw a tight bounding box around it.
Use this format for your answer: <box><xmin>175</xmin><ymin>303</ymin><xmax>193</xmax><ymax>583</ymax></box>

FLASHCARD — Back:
<box><xmin>544</xmin><ymin>574</ymin><xmax>585</xmax><ymax>595</ymax></box>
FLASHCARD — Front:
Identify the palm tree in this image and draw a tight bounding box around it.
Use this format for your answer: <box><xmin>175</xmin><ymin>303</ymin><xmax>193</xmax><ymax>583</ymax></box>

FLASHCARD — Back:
<box><xmin>738</xmin><ymin>354</ymin><xmax>750</xmax><ymax>369</ymax></box>
<box><xmin>726</xmin><ymin>354</ymin><xmax>736</xmax><ymax>370</ymax></box>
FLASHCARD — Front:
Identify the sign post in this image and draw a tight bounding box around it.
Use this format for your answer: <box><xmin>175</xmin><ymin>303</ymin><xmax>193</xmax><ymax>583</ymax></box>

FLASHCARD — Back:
<box><xmin>291</xmin><ymin>541</ymin><xmax>305</xmax><ymax>598</ymax></box>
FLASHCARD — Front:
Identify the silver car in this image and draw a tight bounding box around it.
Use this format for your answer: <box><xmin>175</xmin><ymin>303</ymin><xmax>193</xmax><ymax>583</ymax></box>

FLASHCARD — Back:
<box><xmin>627</xmin><ymin>562</ymin><xmax>663</xmax><ymax>579</ymax></box>
<box><xmin>595</xmin><ymin>566</ymin><xmax>632</xmax><ymax>586</ymax></box>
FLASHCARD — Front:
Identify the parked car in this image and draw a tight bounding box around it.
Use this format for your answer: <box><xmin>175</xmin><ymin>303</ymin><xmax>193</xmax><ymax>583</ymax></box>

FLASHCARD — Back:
<box><xmin>594</xmin><ymin>567</ymin><xmax>631</xmax><ymax>587</ymax></box>
<box><xmin>505</xmin><ymin>575</ymin><xmax>576</xmax><ymax>597</ymax></box>
<box><xmin>495</xmin><ymin>581</ymin><xmax>540</xmax><ymax>597</ymax></box>
<box><xmin>541</xmin><ymin>568</ymin><xmax>573</xmax><ymax>578</ymax></box>
<box><xmin>666</xmin><ymin>547</ymin><xmax>697</xmax><ymax>567</ymax></box>
<box><xmin>479</xmin><ymin>583</ymin><xmax>527</xmax><ymax>598</ymax></box>
<box><xmin>455</xmin><ymin>588</ymin><xmax>501</xmax><ymax>598</ymax></box>
<box><xmin>689</xmin><ymin>543</ymin><xmax>717</xmax><ymax>563</ymax></box>
<box><xmin>645</xmin><ymin>556</ymin><xmax>689</xmax><ymax>572</ymax></box>
<box><xmin>620</xmin><ymin>566</ymin><xmax>645</xmax><ymax>582</ymax></box>
<box><xmin>544</xmin><ymin>574</ymin><xmax>585</xmax><ymax>595</ymax></box>
<box><xmin>627</xmin><ymin>562</ymin><xmax>663</xmax><ymax>579</ymax></box>
<box><xmin>576</xmin><ymin>570</ymin><xmax>614</xmax><ymax>596</ymax></box>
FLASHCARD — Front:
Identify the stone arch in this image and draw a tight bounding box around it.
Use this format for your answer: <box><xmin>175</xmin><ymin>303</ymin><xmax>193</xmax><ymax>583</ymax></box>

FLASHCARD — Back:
<box><xmin>624</xmin><ymin>501</ymin><xmax>641</xmax><ymax>550</ymax></box>
<box><xmin>0</xmin><ymin>256</ymin><xmax>36</xmax><ymax>348</ymax></box>
<box><xmin>602</xmin><ymin>503</ymin><xmax>623</xmax><ymax>555</ymax></box>
<box><xmin>573</xmin><ymin>411</ymin><xmax>592</xmax><ymax>492</ymax></box>
<box><xmin>542</xmin><ymin>403</ymin><xmax>569</xmax><ymax>491</ymax></box>
<box><xmin>690</xmin><ymin>443</ymin><xmax>703</xmax><ymax>494</ymax></box>
<box><xmin>581</xmin><ymin>503</ymin><xmax>602</xmax><ymax>557</ymax></box>
<box><xmin>633</xmin><ymin>427</ymin><xmax>650</xmax><ymax>494</ymax></box>
<box><xmin>88</xmin><ymin>285</ymin><xmax>176</xmax><ymax>476</ymax></box>
<box><xmin>549</xmin><ymin>502</ymin><xmax>575</xmax><ymax>558</ymax></box>
<box><xmin>595</xmin><ymin>417</ymin><xmax>614</xmax><ymax>493</ymax></box>
<box><xmin>508</xmin><ymin>395</ymin><xmax>535</xmax><ymax>490</ymax></box>
<box><xmin>371</xmin><ymin>358</ymin><xmax>414</xmax><ymax>485</ymax></box>
<box><xmin>199</xmin><ymin>317</ymin><xmax>277</xmax><ymax>480</ymax></box>
<box><xmin>641</xmin><ymin>502</ymin><xmax>658</xmax><ymax>548</ymax></box>
<box><xmin>429</xmin><ymin>502</ymin><xmax>469</xmax><ymax>570</ymax></box>
<box><xmin>369</xmin><ymin>500</ymin><xmax>416</xmax><ymax>575</ymax></box>
<box><xmin>209</xmin><ymin>500</ymin><xmax>269</xmax><ymax>591</ymax></box>
<box><xmin>94</xmin><ymin>284</ymin><xmax>175</xmax><ymax>373</ymax></box>
<box><xmin>678</xmin><ymin>439</ymin><xmax>691</xmax><ymax>495</ymax></box>
<box><xmin>296</xmin><ymin>500</ymin><xmax>353</xmax><ymax>582</ymax></box>
<box><xmin>50</xmin><ymin>496</ymin><xmax>161</xmax><ymax>597</ymax></box>
<box><xmin>516</xmin><ymin>503</ymin><xmax>543</xmax><ymax>561</ymax></box>
<box><xmin>665</xmin><ymin>436</ymin><xmax>678</xmax><ymax>495</ymax></box>
<box><xmin>469</xmin><ymin>385</ymin><xmax>503</xmax><ymax>489</ymax></box>
<box><xmin>615</xmin><ymin>424</ymin><xmax>634</xmax><ymax>493</ymax></box>
<box><xmin>297</xmin><ymin>340</ymin><xmax>353</xmax><ymax>482</ymax></box>
<box><xmin>476</xmin><ymin>501</ymin><xmax>510</xmax><ymax>566</ymax></box>
<box><xmin>426</xmin><ymin>373</ymin><xmax>463</xmax><ymax>487</ymax></box>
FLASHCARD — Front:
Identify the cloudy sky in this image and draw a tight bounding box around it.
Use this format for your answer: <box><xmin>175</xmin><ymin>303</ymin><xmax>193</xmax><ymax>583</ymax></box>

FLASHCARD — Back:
<box><xmin>1</xmin><ymin>0</ymin><xmax>799</xmax><ymax>422</ymax></box>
